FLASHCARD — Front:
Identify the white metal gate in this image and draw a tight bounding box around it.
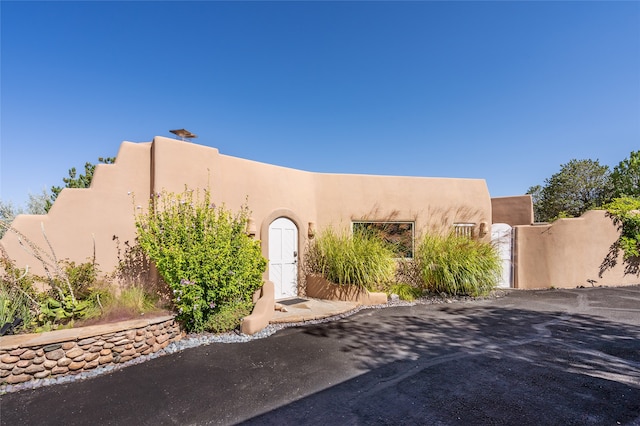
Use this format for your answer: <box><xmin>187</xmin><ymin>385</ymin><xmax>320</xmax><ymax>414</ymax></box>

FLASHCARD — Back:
<box><xmin>491</xmin><ymin>223</ymin><xmax>513</xmax><ymax>288</ymax></box>
<box><xmin>268</xmin><ymin>217</ymin><xmax>299</xmax><ymax>299</ymax></box>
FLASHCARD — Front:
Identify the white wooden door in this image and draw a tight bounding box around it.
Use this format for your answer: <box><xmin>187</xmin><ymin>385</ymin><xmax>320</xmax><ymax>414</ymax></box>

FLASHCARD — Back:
<box><xmin>269</xmin><ymin>217</ymin><xmax>298</xmax><ymax>299</ymax></box>
<box><xmin>491</xmin><ymin>223</ymin><xmax>513</xmax><ymax>288</ymax></box>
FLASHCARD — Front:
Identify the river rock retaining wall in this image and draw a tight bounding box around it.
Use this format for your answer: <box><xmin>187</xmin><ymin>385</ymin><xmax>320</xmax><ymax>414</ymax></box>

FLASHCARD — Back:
<box><xmin>0</xmin><ymin>315</ymin><xmax>182</xmax><ymax>386</ymax></box>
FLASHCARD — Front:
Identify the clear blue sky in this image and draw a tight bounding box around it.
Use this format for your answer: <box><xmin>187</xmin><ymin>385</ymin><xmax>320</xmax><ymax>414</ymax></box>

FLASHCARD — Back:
<box><xmin>1</xmin><ymin>1</ymin><xmax>639</xmax><ymax>208</ymax></box>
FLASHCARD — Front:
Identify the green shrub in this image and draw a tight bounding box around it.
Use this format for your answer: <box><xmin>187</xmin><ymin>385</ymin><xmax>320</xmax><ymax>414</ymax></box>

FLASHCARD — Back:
<box><xmin>204</xmin><ymin>301</ymin><xmax>253</xmax><ymax>334</ymax></box>
<box><xmin>0</xmin><ymin>253</ymin><xmax>37</xmax><ymax>296</ymax></box>
<box><xmin>36</xmin><ymin>260</ymin><xmax>104</xmax><ymax>329</ymax></box>
<box><xmin>0</xmin><ymin>285</ymin><xmax>33</xmax><ymax>333</ymax></box>
<box><xmin>306</xmin><ymin>227</ymin><xmax>396</xmax><ymax>290</ymax></box>
<box><xmin>416</xmin><ymin>233</ymin><xmax>501</xmax><ymax>297</ymax></box>
<box><xmin>605</xmin><ymin>197</ymin><xmax>640</xmax><ymax>259</ymax></box>
<box><xmin>0</xmin><ymin>252</ymin><xmax>38</xmax><ymax>332</ymax></box>
<box><xmin>387</xmin><ymin>283</ymin><xmax>422</xmax><ymax>301</ymax></box>
<box><xmin>36</xmin><ymin>295</ymin><xmax>94</xmax><ymax>326</ymax></box>
<box><xmin>135</xmin><ymin>188</ymin><xmax>267</xmax><ymax>332</ymax></box>
<box><xmin>61</xmin><ymin>260</ymin><xmax>99</xmax><ymax>300</ymax></box>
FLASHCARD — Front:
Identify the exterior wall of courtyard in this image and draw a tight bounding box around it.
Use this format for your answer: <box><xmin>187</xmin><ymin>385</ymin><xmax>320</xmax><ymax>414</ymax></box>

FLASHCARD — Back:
<box><xmin>1</xmin><ymin>136</ymin><xmax>492</xmax><ymax>291</ymax></box>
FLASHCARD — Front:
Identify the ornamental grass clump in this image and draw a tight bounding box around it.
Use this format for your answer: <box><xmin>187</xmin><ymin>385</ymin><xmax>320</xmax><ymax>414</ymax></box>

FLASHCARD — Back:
<box><xmin>0</xmin><ymin>253</ymin><xmax>37</xmax><ymax>333</ymax></box>
<box><xmin>306</xmin><ymin>227</ymin><xmax>396</xmax><ymax>290</ymax></box>
<box><xmin>387</xmin><ymin>282</ymin><xmax>422</xmax><ymax>301</ymax></box>
<box><xmin>0</xmin><ymin>285</ymin><xmax>33</xmax><ymax>333</ymax></box>
<box><xmin>135</xmin><ymin>188</ymin><xmax>266</xmax><ymax>332</ymax></box>
<box><xmin>416</xmin><ymin>233</ymin><xmax>501</xmax><ymax>297</ymax></box>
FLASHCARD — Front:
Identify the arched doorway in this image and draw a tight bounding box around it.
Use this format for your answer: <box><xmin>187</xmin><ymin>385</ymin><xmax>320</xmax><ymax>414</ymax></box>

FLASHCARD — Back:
<box><xmin>268</xmin><ymin>217</ymin><xmax>299</xmax><ymax>299</ymax></box>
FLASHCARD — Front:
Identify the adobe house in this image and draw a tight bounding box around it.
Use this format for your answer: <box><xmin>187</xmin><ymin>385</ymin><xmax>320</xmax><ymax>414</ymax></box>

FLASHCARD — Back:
<box><xmin>2</xmin><ymin>136</ymin><xmax>637</xmax><ymax>304</ymax></box>
<box><xmin>1</xmin><ymin>135</ymin><xmax>636</xmax><ymax>383</ymax></box>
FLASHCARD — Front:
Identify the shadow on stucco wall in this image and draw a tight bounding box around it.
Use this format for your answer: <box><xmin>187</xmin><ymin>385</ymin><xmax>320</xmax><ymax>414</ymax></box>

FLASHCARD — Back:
<box><xmin>599</xmin><ymin>212</ymin><xmax>640</xmax><ymax>278</ymax></box>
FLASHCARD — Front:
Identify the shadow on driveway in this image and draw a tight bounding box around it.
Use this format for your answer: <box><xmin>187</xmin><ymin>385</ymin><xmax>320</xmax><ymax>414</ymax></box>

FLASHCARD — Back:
<box><xmin>2</xmin><ymin>287</ymin><xmax>639</xmax><ymax>425</ymax></box>
<box><xmin>245</xmin><ymin>302</ymin><xmax>640</xmax><ymax>425</ymax></box>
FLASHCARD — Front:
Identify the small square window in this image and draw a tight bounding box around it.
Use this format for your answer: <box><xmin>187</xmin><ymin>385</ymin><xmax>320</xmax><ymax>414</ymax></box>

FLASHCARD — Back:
<box><xmin>453</xmin><ymin>223</ymin><xmax>475</xmax><ymax>239</ymax></box>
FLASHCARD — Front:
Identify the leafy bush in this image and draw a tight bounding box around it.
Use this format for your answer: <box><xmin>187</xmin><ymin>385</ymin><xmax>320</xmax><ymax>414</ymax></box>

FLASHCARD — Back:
<box><xmin>0</xmin><ymin>249</ymin><xmax>38</xmax><ymax>298</ymax></box>
<box><xmin>306</xmin><ymin>227</ymin><xmax>396</xmax><ymax>290</ymax></box>
<box><xmin>605</xmin><ymin>197</ymin><xmax>640</xmax><ymax>259</ymax></box>
<box><xmin>49</xmin><ymin>259</ymin><xmax>100</xmax><ymax>301</ymax></box>
<box><xmin>416</xmin><ymin>233</ymin><xmax>501</xmax><ymax>297</ymax></box>
<box><xmin>0</xmin><ymin>257</ymin><xmax>96</xmax><ymax>332</ymax></box>
<box><xmin>135</xmin><ymin>188</ymin><xmax>267</xmax><ymax>332</ymax></box>
<box><xmin>36</xmin><ymin>260</ymin><xmax>105</xmax><ymax>329</ymax></box>
<box><xmin>37</xmin><ymin>295</ymin><xmax>94</xmax><ymax>326</ymax></box>
<box><xmin>204</xmin><ymin>301</ymin><xmax>253</xmax><ymax>334</ymax></box>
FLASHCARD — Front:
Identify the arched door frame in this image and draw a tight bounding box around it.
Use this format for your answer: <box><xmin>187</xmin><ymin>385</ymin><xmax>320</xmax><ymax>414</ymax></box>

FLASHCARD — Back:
<box><xmin>261</xmin><ymin>209</ymin><xmax>305</xmax><ymax>297</ymax></box>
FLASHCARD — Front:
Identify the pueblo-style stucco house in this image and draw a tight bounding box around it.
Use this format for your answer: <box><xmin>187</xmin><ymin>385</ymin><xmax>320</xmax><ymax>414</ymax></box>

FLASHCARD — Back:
<box><xmin>1</xmin><ymin>136</ymin><xmax>637</xmax><ymax>303</ymax></box>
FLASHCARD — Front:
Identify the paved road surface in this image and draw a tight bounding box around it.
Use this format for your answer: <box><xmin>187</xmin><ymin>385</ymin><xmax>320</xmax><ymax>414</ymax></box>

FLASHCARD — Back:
<box><xmin>1</xmin><ymin>286</ymin><xmax>639</xmax><ymax>425</ymax></box>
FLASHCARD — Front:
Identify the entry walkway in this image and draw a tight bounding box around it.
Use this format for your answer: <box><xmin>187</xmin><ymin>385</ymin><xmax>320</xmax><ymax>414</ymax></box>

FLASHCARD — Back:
<box><xmin>270</xmin><ymin>297</ymin><xmax>360</xmax><ymax>323</ymax></box>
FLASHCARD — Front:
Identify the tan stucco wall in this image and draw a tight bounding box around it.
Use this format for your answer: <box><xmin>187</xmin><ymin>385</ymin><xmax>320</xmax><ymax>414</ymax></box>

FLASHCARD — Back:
<box><xmin>1</xmin><ymin>136</ymin><xmax>492</xmax><ymax>289</ymax></box>
<box><xmin>491</xmin><ymin>195</ymin><xmax>534</xmax><ymax>226</ymax></box>
<box><xmin>514</xmin><ymin>210</ymin><xmax>639</xmax><ymax>289</ymax></box>
<box><xmin>313</xmin><ymin>173</ymin><xmax>491</xmax><ymax>239</ymax></box>
<box><xmin>1</xmin><ymin>141</ymin><xmax>152</xmax><ymax>280</ymax></box>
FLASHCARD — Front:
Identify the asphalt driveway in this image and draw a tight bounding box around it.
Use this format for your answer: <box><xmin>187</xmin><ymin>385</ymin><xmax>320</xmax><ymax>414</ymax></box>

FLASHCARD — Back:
<box><xmin>1</xmin><ymin>286</ymin><xmax>639</xmax><ymax>425</ymax></box>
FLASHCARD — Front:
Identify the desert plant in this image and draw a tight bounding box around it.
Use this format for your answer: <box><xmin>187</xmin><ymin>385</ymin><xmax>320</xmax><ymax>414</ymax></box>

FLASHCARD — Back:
<box><xmin>306</xmin><ymin>226</ymin><xmax>396</xmax><ymax>290</ymax></box>
<box><xmin>387</xmin><ymin>283</ymin><xmax>422</xmax><ymax>301</ymax></box>
<box><xmin>49</xmin><ymin>259</ymin><xmax>100</xmax><ymax>301</ymax></box>
<box><xmin>204</xmin><ymin>300</ymin><xmax>253</xmax><ymax>333</ymax></box>
<box><xmin>0</xmin><ymin>221</ymin><xmax>163</xmax><ymax>332</ymax></box>
<box><xmin>0</xmin><ymin>222</ymin><xmax>115</xmax><ymax>330</ymax></box>
<box><xmin>116</xmin><ymin>285</ymin><xmax>158</xmax><ymax>313</ymax></box>
<box><xmin>0</xmin><ymin>248</ymin><xmax>39</xmax><ymax>332</ymax></box>
<box><xmin>0</xmin><ymin>285</ymin><xmax>33</xmax><ymax>334</ymax></box>
<box><xmin>33</xmin><ymin>259</ymin><xmax>106</xmax><ymax>328</ymax></box>
<box><xmin>0</xmin><ymin>248</ymin><xmax>38</xmax><ymax>298</ymax></box>
<box><xmin>135</xmin><ymin>188</ymin><xmax>267</xmax><ymax>332</ymax></box>
<box><xmin>416</xmin><ymin>233</ymin><xmax>501</xmax><ymax>297</ymax></box>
